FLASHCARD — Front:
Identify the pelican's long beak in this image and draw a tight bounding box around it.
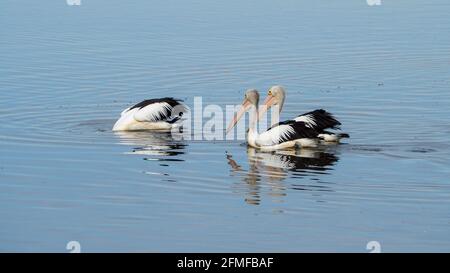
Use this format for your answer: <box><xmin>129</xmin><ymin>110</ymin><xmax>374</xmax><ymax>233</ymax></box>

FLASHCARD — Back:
<box><xmin>226</xmin><ymin>98</ymin><xmax>252</xmax><ymax>134</ymax></box>
<box><xmin>258</xmin><ymin>95</ymin><xmax>277</xmax><ymax>121</ymax></box>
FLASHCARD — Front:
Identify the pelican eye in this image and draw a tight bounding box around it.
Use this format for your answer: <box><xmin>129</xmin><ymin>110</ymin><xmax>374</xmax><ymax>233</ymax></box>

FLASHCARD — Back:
<box><xmin>268</xmin><ymin>90</ymin><xmax>272</xmax><ymax>96</ymax></box>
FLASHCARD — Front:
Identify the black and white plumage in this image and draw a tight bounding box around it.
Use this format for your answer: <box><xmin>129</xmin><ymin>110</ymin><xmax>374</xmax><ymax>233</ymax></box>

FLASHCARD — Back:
<box><xmin>257</xmin><ymin>120</ymin><xmax>320</xmax><ymax>148</ymax></box>
<box><xmin>226</xmin><ymin>89</ymin><xmax>321</xmax><ymax>151</ymax></box>
<box><xmin>113</xmin><ymin>97</ymin><xmax>188</xmax><ymax>131</ymax></box>
<box><xmin>261</xmin><ymin>86</ymin><xmax>349</xmax><ymax>142</ymax></box>
<box><xmin>294</xmin><ymin>109</ymin><xmax>341</xmax><ymax>131</ymax></box>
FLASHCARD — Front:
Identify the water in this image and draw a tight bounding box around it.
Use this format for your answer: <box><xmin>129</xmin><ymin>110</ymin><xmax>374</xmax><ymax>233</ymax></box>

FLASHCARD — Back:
<box><xmin>1</xmin><ymin>0</ymin><xmax>450</xmax><ymax>252</ymax></box>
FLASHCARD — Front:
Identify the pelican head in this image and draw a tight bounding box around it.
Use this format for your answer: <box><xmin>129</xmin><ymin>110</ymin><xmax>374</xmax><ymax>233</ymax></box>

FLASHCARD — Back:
<box><xmin>244</xmin><ymin>88</ymin><xmax>260</xmax><ymax>107</ymax></box>
<box><xmin>263</xmin><ymin>85</ymin><xmax>286</xmax><ymax>113</ymax></box>
<box><xmin>226</xmin><ymin>89</ymin><xmax>260</xmax><ymax>134</ymax></box>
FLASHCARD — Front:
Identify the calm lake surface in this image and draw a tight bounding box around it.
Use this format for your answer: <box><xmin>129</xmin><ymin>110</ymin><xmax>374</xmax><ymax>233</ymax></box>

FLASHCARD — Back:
<box><xmin>1</xmin><ymin>0</ymin><xmax>450</xmax><ymax>252</ymax></box>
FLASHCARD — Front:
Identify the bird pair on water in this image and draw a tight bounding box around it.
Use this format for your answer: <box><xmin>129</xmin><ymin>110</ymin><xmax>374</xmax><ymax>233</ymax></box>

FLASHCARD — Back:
<box><xmin>112</xmin><ymin>86</ymin><xmax>349</xmax><ymax>151</ymax></box>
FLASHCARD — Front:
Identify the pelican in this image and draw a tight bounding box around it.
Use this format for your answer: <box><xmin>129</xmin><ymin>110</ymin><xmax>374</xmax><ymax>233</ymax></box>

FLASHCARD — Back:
<box><xmin>226</xmin><ymin>89</ymin><xmax>320</xmax><ymax>151</ymax></box>
<box><xmin>112</xmin><ymin>97</ymin><xmax>188</xmax><ymax>131</ymax></box>
<box><xmin>259</xmin><ymin>86</ymin><xmax>349</xmax><ymax>142</ymax></box>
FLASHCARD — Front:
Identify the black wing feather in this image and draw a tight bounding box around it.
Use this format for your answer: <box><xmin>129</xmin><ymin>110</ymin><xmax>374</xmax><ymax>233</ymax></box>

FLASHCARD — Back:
<box><xmin>127</xmin><ymin>97</ymin><xmax>187</xmax><ymax>122</ymax></box>
<box><xmin>267</xmin><ymin>120</ymin><xmax>319</xmax><ymax>144</ymax></box>
<box><xmin>297</xmin><ymin>109</ymin><xmax>341</xmax><ymax>132</ymax></box>
<box><xmin>129</xmin><ymin>97</ymin><xmax>183</xmax><ymax>110</ymax></box>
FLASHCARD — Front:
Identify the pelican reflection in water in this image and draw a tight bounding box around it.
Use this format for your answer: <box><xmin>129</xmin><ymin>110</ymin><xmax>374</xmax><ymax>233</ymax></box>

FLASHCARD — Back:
<box><xmin>114</xmin><ymin>131</ymin><xmax>187</xmax><ymax>181</ymax></box>
<box><xmin>114</xmin><ymin>130</ymin><xmax>186</xmax><ymax>157</ymax></box>
<box><xmin>227</xmin><ymin>147</ymin><xmax>339</xmax><ymax>205</ymax></box>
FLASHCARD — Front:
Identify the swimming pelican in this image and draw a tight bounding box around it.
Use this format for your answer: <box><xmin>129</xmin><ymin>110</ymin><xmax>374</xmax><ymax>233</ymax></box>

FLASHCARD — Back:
<box><xmin>112</xmin><ymin>97</ymin><xmax>188</xmax><ymax>131</ymax></box>
<box><xmin>259</xmin><ymin>86</ymin><xmax>349</xmax><ymax>142</ymax></box>
<box><xmin>226</xmin><ymin>89</ymin><xmax>319</xmax><ymax>151</ymax></box>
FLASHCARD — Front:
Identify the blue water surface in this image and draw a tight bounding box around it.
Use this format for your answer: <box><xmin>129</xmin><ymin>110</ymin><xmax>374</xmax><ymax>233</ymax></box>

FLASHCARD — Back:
<box><xmin>0</xmin><ymin>0</ymin><xmax>449</xmax><ymax>252</ymax></box>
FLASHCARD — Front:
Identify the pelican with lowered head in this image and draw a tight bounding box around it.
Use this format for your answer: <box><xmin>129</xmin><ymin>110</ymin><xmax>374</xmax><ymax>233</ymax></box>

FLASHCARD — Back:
<box><xmin>113</xmin><ymin>97</ymin><xmax>188</xmax><ymax>131</ymax></box>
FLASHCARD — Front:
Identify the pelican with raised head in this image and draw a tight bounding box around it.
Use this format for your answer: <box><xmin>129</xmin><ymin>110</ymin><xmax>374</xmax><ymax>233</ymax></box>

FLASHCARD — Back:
<box><xmin>259</xmin><ymin>86</ymin><xmax>349</xmax><ymax>142</ymax></box>
<box><xmin>113</xmin><ymin>97</ymin><xmax>188</xmax><ymax>131</ymax></box>
<box><xmin>226</xmin><ymin>89</ymin><xmax>320</xmax><ymax>151</ymax></box>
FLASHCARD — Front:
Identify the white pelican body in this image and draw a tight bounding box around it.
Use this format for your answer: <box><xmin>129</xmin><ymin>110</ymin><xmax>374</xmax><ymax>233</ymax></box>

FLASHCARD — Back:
<box><xmin>261</xmin><ymin>86</ymin><xmax>349</xmax><ymax>142</ymax></box>
<box><xmin>113</xmin><ymin>98</ymin><xmax>187</xmax><ymax>131</ymax></box>
<box><xmin>247</xmin><ymin>120</ymin><xmax>319</xmax><ymax>151</ymax></box>
<box><xmin>227</xmin><ymin>89</ymin><xmax>320</xmax><ymax>151</ymax></box>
